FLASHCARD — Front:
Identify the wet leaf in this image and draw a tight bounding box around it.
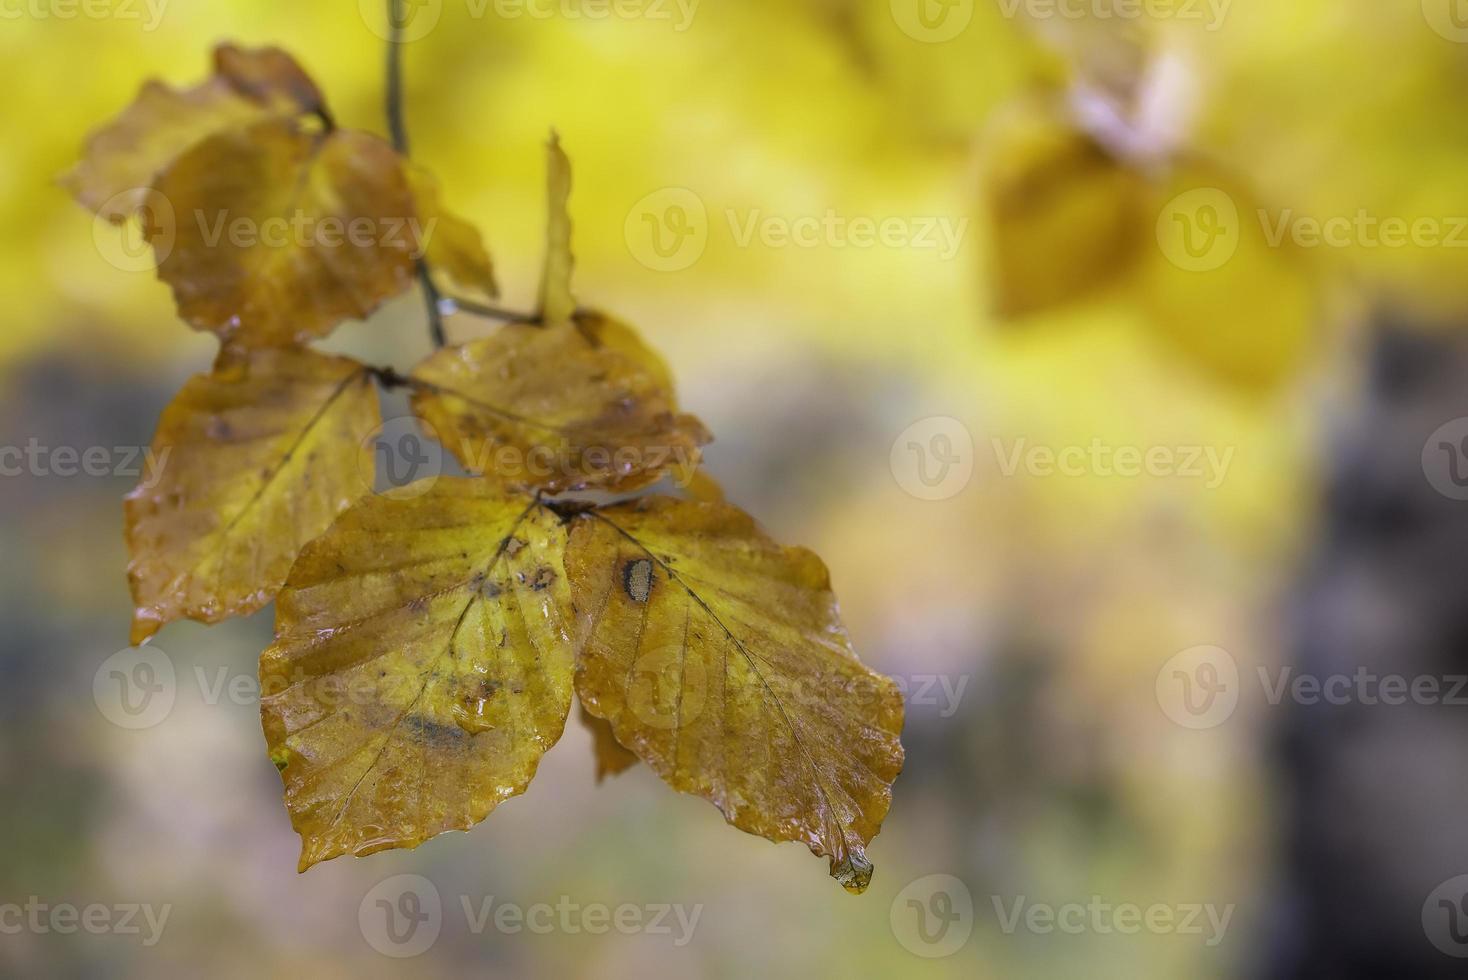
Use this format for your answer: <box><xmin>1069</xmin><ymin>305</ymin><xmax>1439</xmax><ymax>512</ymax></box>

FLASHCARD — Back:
<box><xmin>260</xmin><ymin>481</ymin><xmax>576</xmax><ymax>870</ymax></box>
<box><xmin>126</xmin><ymin>347</ymin><xmax>378</xmax><ymax>644</ymax></box>
<box><xmin>63</xmin><ymin>44</ymin><xmax>324</xmax><ymax>222</ymax></box>
<box><xmin>410</xmin><ymin>312</ymin><xmax>711</xmax><ymax>494</ymax></box>
<box><xmin>408</xmin><ymin>166</ymin><xmax>499</xmax><ymax>305</ymax></box>
<box><xmin>538</xmin><ymin>132</ymin><xmax>577</xmax><ymax>326</ymax></box>
<box><xmin>150</xmin><ymin>118</ymin><xmax>420</xmax><ymax>347</ymax></box>
<box><xmin>565</xmin><ymin>496</ymin><xmax>905</xmax><ymax>893</ymax></box>
<box><xmin>579</xmin><ymin>703</ymin><xmax>638</xmax><ymax>781</ymax></box>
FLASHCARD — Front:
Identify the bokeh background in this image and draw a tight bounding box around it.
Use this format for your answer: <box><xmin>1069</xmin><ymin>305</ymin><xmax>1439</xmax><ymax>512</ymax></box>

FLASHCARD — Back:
<box><xmin>5</xmin><ymin>1</ymin><xmax>1468</xmax><ymax>976</ymax></box>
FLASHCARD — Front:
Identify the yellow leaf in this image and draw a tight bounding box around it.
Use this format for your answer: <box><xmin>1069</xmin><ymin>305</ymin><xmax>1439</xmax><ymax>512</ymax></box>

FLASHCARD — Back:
<box><xmin>978</xmin><ymin>100</ymin><xmax>1147</xmax><ymax>320</ymax></box>
<box><xmin>565</xmin><ymin>497</ymin><xmax>905</xmax><ymax>893</ymax></box>
<box><xmin>409</xmin><ymin>313</ymin><xmax>711</xmax><ymax>493</ymax></box>
<box><xmin>537</xmin><ymin>132</ymin><xmax>576</xmax><ymax>326</ymax></box>
<box><xmin>407</xmin><ymin>166</ymin><xmax>499</xmax><ymax>305</ymax></box>
<box><xmin>260</xmin><ymin>481</ymin><xmax>576</xmax><ymax>870</ymax></box>
<box><xmin>150</xmin><ymin>118</ymin><xmax>420</xmax><ymax>347</ymax></box>
<box><xmin>1140</xmin><ymin>169</ymin><xmax>1317</xmax><ymax>391</ymax></box>
<box><xmin>125</xmin><ymin>347</ymin><xmax>378</xmax><ymax>644</ymax></box>
<box><xmin>63</xmin><ymin>44</ymin><xmax>324</xmax><ymax>222</ymax></box>
<box><xmin>579</xmin><ymin>703</ymin><xmax>638</xmax><ymax>782</ymax></box>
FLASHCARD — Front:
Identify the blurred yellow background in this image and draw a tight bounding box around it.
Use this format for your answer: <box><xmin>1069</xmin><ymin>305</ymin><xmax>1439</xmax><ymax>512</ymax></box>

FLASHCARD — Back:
<box><xmin>5</xmin><ymin>1</ymin><xmax>1468</xmax><ymax>977</ymax></box>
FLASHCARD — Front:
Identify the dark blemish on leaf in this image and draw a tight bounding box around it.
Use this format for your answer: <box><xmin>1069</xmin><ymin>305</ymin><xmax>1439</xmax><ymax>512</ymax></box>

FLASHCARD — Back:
<box><xmin>529</xmin><ymin>566</ymin><xmax>555</xmax><ymax>591</ymax></box>
<box><xmin>407</xmin><ymin>595</ymin><xmax>429</xmax><ymax>614</ymax></box>
<box><xmin>482</xmin><ymin>580</ymin><xmax>502</xmax><ymax>599</ymax></box>
<box><xmin>206</xmin><ymin>417</ymin><xmax>233</xmax><ymax>440</ymax></box>
<box><xmin>504</xmin><ymin>536</ymin><xmax>527</xmax><ymax>558</ymax></box>
<box><xmin>406</xmin><ymin>714</ymin><xmax>469</xmax><ymax>746</ymax></box>
<box><xmin>623</xmin><ymin>558</ymin><xmax>653</xmax><ymax>604</ymax></box>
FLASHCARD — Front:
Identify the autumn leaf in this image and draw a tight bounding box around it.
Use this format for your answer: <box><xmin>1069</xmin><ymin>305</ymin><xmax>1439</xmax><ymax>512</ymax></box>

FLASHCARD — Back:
<box><xmin>564</xmin><ymin>497</ymin><xmax>905</xmax><ymax>893</ymax></box>
<box><xmin>410</xmin><ymin>312</ymin><xmax>711</xmax><ymax>493</ymax></box>
<box><xmin>407</xmin><ymin>166</ymin><xmax>499</xmax><ymax>305</ymax></box>
<box><xmin>579</xmin><ymin>703</ymin><xmax>639</xmax><ymax>782</ymax></box>
<box><xmin>538</xmin><ymin>132</ymin><xmax>576</xmax><ymax>326</ymax></box>
<box><xmin>126</xmin><ymin>347</ymin><xmax>379</xmax><ymax>644</ymax></box>
<box><xmin>149</xmin><ymin>118</ymin><xmax>421</xmax><ymax>347</ymax></box>
<box><xmin>63</xmin><ymin>44</ymin><xmax>325</xmax><ymax>222</ymax></box>
<box><xmin>978</xmin><ymin>100</ymin><xmax>1146</xmax><ymax>320</ymax></box>
<box><xmin>260</xmin><ymin>480</ymin><xmax>575</xmax><ymax>870</ymax></box>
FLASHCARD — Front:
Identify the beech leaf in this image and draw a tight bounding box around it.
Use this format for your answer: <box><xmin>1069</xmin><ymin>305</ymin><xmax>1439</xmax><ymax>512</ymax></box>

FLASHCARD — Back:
<box><xmin>538</xmin><ymin>132</ymin><xmax>577</xmax><ymax>326</ymax></box>
<box><xmin>126</xmin><ymin>347</ymin><xmax>379</xmax><ymax>644</ymax></box>
<box><xmin>260</xmin><ymin>481</ymin><xmax>576</xmax><ymax>870</ymax></box>
<box><xmin>63</xmin><ymin>44</ymin><xmax>325</xmax><ymax>222</ymax></box>
<box><xmin>409</xmin><ymin>312</ymin><xmax>711</xmax><ymax>493</ymax></box>
<box><xmin>150</xmin><ymin>118</ymin><xmax>420</xmax><ymax>347</ymax></box>
<box><xmin>407</xmin><ymin>166</ymin><xmax>499</xmax><ymax>305</ymax></box>
<box><xmin>579</xmin><ymin>703</ymin><xmax>639</xmax><ymax>782</ymax></box>
<box><xmin>565</xmin><ymin>496</ymin><xmax>905</xmax><ymax>893</ymax></box>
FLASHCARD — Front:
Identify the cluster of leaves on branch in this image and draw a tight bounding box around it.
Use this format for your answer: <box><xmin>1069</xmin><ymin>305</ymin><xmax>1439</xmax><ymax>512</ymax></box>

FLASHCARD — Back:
<box><xmin>68</xmin><ymin>44</ymin><xmax>903</xmax><ymax>892</ymax></box>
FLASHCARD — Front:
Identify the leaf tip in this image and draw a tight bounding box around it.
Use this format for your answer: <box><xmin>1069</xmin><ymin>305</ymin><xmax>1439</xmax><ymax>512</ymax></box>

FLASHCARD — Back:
<box><xmin>833</xmin><ymin>850</ymin><xmax>874</xmax><ymax>895</ymax></box>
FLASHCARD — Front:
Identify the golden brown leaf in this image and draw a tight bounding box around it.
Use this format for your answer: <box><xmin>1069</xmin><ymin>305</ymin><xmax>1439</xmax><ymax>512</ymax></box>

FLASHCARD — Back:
<box><xmin>565</xmin><ymin>497</ymin><xmax>905</xmax><ymax>893</ymax></box>
<box><xmin>409</xmin><ymin>312</ymin><xmax>711</xmax><ymax>494</ymax></box>
<box><xmin>407</xmin><ymin>166</ymin><xmax>499</xmax><ymax>305</ymax></box>
<box><xmin>579</xmin><ymin>703</ymin><xmax>639</xmax><ymax>781</ymax></box>
<box><xmin>537</xmin><ymin>132</ymin><xmax>577</xmax><ymax>326</ymax></box>
<box><xmin>979</xmin><ymin>102</ymin><xmax>1146</xmax><ymax>320</ymax></box>
<box><xmin>63</xmin><ymin>44</ymin><xmax>324</xmax><ymax>222</ymax></box>
<box><xmin>125</xmin><ymin>347</ymin><xmax>378</xmax><ymax>644</ymax></box>
<box><xmin>150</xmin><ymin>118</ymin><xmax>420</xmax><ymax>347</ymax></box>
<box><xmin>260</xmin><ymin>482</ymin><xmax>576</xmax><ymax>870</ymax></box>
